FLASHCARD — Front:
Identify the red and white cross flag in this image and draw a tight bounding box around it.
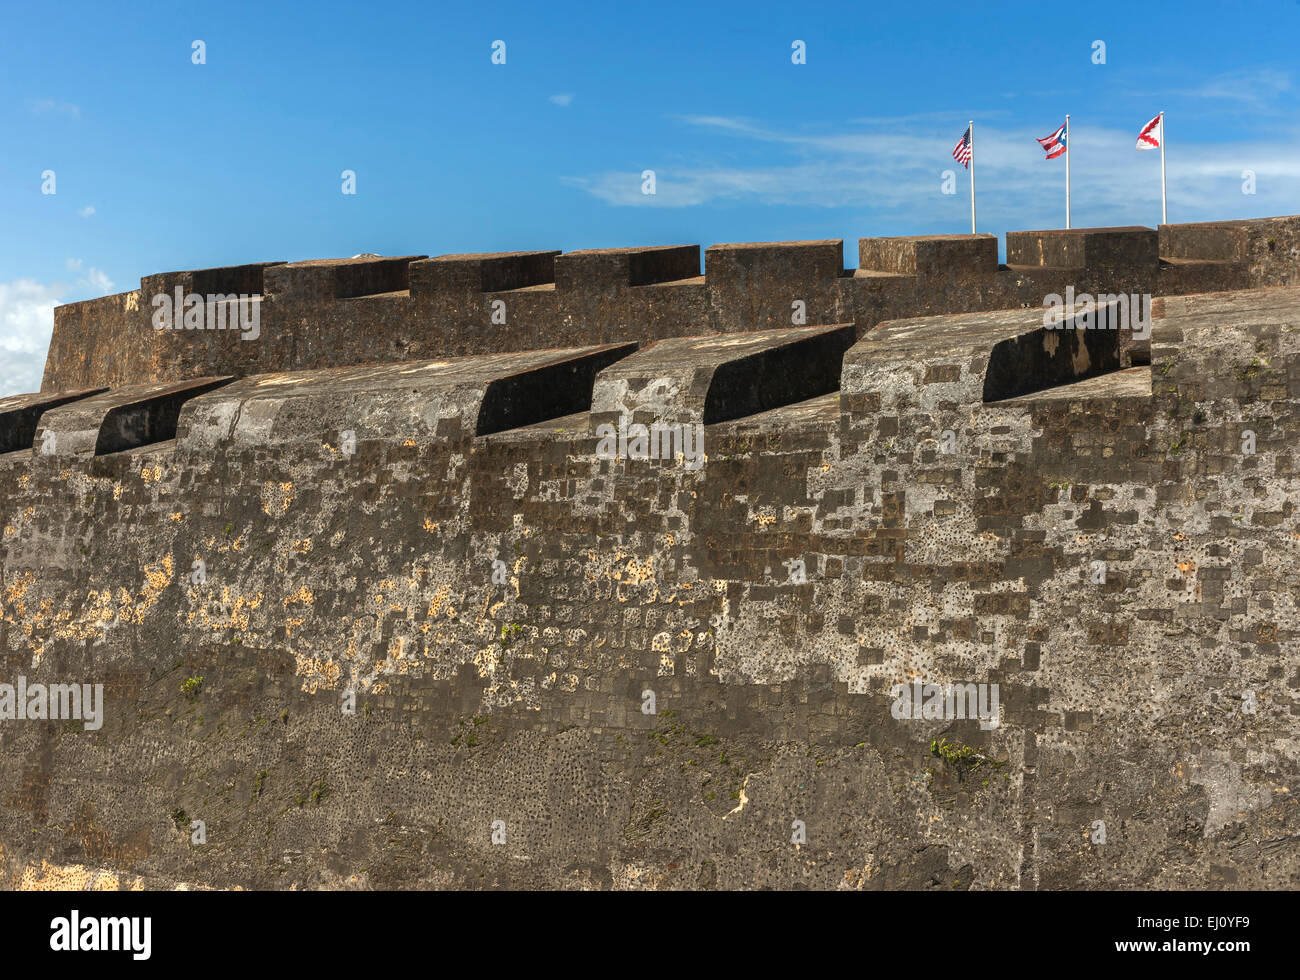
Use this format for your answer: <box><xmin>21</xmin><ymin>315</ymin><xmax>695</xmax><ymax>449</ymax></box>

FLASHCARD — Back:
<box><xmin>1137</xmin><ymin>112</ymin><xmax>1168</xmax><ymax>224</ymax></box>
<box><xmin>1136</xmin><ymin>113</ymin><xmax>1162</xmax><ymax>150</ymax></box>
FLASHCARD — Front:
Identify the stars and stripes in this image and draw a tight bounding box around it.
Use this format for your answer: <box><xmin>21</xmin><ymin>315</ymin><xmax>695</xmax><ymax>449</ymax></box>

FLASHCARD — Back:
<box><xmin>1136</xmin><ymin>113</ymin><xmax>1162</xmax><ymax>150</ymax></box>
<box><xmin>1037</xmin><ymin>122</ymin><xmax>1067</xmax><ymax>159</ymax></box>
<box><xmin>952</xmin><ymin>125</ymin><xmax>972</xmax><ymax>168</ymax></box>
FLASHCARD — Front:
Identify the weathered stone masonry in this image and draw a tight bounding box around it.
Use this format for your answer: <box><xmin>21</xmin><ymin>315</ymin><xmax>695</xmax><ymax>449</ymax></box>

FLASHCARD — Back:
<box><xmin>3</xmin><ymin>217</ymin><xmax>1300</xmax><ymax>890</ymax></box>
<box><xmin>41</xmin><ymin>216</ymin><xmax>1300</xmax><ymax>392</ymax></box>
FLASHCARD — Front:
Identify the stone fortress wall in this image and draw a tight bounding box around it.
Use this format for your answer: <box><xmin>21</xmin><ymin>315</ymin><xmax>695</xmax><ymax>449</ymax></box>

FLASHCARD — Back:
<box><xmin>41</xmin><ymin>216</ymin><xmax>1300</xmax><ymax>391</ymax></box>
<box><xmin>3</xmin><ymin>215</ymin><xmax>1300</xmax><ymax>889</ymax></box>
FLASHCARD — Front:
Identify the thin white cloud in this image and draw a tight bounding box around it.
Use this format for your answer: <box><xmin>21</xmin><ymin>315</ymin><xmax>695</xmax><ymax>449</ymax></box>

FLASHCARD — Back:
<box><xmin>670</xmin><ymin>114</ymin><xmax>766</xmax><ymax>135</ymax></box>
<box><xmin>27</xmin><ymin>98</ymin><xmax>81</xmax><ymax>117</ymax></box>
<box><xmin>549</xmin><ymin>93</ymin><xmax>574</xmax><ymax>106</ymax></box>
<box><xmin>562</xmin><ymin>113</ymin><xmax>1300</xmax><ymax>230</ymax></box>
<box><xmin>849</xmin><ymin>109</ymin><xmax>1014</xmax><ymax>126</ymax></box>
<box><xmin>78</xmin><ymin>205</ymin><xmax>96</xmax><ymax>218</ymax></box>
<box><xmin>1176</xmin><ymin>69</ymin><xmax>1292</xmax><ymax>107</ymax></box>
<box><xmin>79</xmin><ymin>267</ymin><xmax>114</xmax><ymax>293</ymax></box>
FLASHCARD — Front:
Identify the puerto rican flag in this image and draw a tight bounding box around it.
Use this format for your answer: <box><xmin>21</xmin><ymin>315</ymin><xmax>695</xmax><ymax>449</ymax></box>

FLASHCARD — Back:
<box><xmin>1037</xmin><ymin>122</ymin><xmax>1067</xmax><ymax>159</ymax></box>
<box><xmin>1136</xmin><ymin>113</ymin><xmax>1162</xmax><ymax>150</ymax></box>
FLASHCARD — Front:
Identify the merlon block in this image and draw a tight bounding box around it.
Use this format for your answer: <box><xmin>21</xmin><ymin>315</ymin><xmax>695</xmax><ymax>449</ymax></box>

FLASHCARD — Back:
<box><xmin>477</xmin><ymin>343</ymin><xmax>637</xmax><ymax>435</ymax></box>
<box><xmin>0</xmin><ymin>388</ymin><xmax>106</xmax><ymax>454</ymax></box>
<box><xmin>176</xmin><ymin>344</ymin><xmax>638</xmax><ymax>450</ymax></box>
<box><xmin>263</xmin><ymin>256</ymin><xmax>428</xmax><ymax>301</ymax></box>
<box><xmin>1006</xmin><ymin>226</ymin><xmax>1157</xmax><ymax>272</ymax></box>
<box><xmin>705</xmin><ymin>240</ymin><xmax>845</xmax><ymax>281</ymax></box>
<box><xmin>35</xmin><ymin>377</ymin><xmax>233</xmax><ymax>457</ymax></box>
<box><xmin>141</xmin><ymin>262</ymin><xmax>284</xmax><ymax>299</ymax></box>
<box><xmin>858</xmin><ymin>234</ymin><xmax>997</xmax><ymax>278</ymax></box>
<box><xmin>410</xmin><ymin>251</ymin><xmax>561</xmax><ymax>297</ymax></box>
<box><xmin>555</xmin><ymin>246</ymin><xmax>701</xmax><ymax>291</ymax></box>
<box><xmin>1159</xmin><ymin>221</ymin><xmax>1249</xmax><ymax>262</ymax></box>
<box><xmin>845</xmin><ymin>305</ymin><xmax>1121</xmax><ymax>407</ymax></box>
<box><xmin>590</xmin><ymin>323</ymin><xmax>855</xmax><ymax>428</ymax></box>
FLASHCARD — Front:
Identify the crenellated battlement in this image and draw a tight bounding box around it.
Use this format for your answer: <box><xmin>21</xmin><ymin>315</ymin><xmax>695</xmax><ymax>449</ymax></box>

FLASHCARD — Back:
<box><xmin>4</xmin><ymin>296</ymin><xmax>1135</xmax><ymax>465</ymax></box>
<box><xmin>39</xmin><ymin>215</ymin><xmax>1300</xmax><ymax>395</ymax></box>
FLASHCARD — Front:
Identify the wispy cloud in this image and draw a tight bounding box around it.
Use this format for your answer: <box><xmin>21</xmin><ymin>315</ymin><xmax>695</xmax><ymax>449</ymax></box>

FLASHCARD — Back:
<box><xmin>80</xmin><ymin>268</ymin><xmax>114</xmax><ymax>293</ymax></box>
<box><xmin>1175</xmin><ymin>68</ymin><xmax>1292</xmax><ymax>107</ymax></box>
<box><xmin>78</xmin><ymin>205</ymin><xmax>96</xmax><ymax>218</ymax></box>
<box><xmin>562</xmin><ymin>112</ymin><xmax>1300</xmax><ymax>232</ymax></box>
<box><xmin>65</xmin><ymin>258</ymin><xmax>114</xmax><ymax>293</ymax></box>
<box><xmin>848</xmin><ymin>110</ymin><xmax>1013</xmax><ymax>126</ymax></box>
<box><xmin>549</xmin><ymin>93</ymin><xmax>574</xmax><ymax>107</ymax></box>
<box><xmin>27</xmin><ymin>98</ymin><xmax>80</xmax><ymax>117</ymax></box>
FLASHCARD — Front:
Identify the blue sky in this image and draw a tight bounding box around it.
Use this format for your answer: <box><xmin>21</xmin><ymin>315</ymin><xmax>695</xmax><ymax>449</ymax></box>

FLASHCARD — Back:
<box><xmin>3</xmin><ymin>0</ymin><xmax>1299</xmax><ymax>395</ymax></box>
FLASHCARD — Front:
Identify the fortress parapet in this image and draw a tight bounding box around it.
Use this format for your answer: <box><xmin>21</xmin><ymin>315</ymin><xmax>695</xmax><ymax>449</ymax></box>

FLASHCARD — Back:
<box><xmin>38</xmin><ymin>216</ymin><xmax>1300</xmax><ymax>395</ymax></box>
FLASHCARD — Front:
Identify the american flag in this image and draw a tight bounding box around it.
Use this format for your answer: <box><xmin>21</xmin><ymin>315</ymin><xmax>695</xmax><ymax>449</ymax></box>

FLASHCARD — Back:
<box><xmin>1037</xmin><ymin>121</ymin><xmax>1067</xmax><ymax>159</ymax></box>
<box><xmin>1136</xmin><ymin>113</ymin><xmax>1162</xmax><ymax>150</ymax></box>
<box><xmin>952</xmin><ymin>126</ymin><xmax>972</xmax><ymax>168</ymax></box>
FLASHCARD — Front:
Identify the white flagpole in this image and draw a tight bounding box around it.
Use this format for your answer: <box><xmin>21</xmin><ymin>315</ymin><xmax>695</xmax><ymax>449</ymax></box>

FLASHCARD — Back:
<box><xmin>969</xmin><ymin>120</ymin><xmax>976</xmax><ymax>234</ymax></box>
<box><xmin>1065</xmin><ymin>114</ymin><xmax>1071</xmax><ymax>229</ymax></box>
<box><xmin>1159</xmin><ymin>111</ymin><xmax>1167</xmax><ymax>225</ymax></box>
